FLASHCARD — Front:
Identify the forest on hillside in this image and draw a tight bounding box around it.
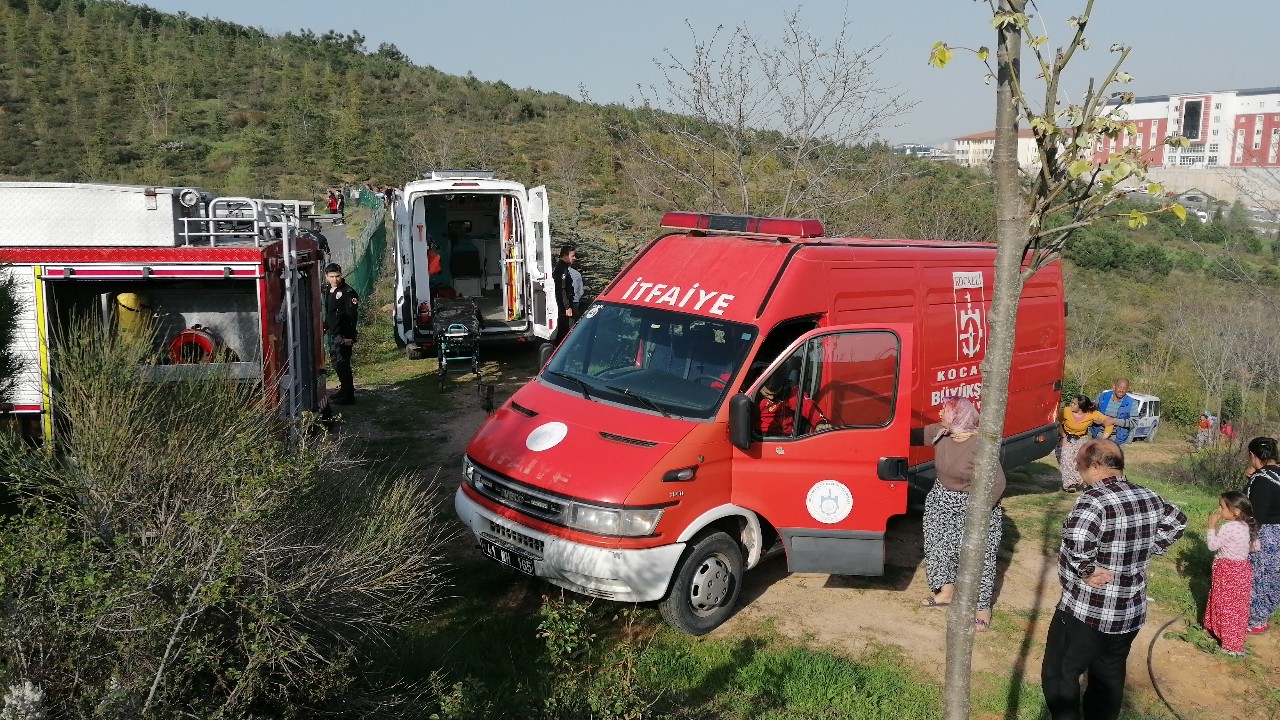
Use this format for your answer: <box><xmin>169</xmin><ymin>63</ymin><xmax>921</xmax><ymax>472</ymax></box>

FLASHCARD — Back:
<box><xmin>1</xmin><ymin>0</ymin><xmax>1280</xmax><ymax>423</ymax></box>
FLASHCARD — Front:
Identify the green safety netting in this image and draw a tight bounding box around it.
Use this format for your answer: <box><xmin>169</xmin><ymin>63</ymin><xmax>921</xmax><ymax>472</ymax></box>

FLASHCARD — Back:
<box><xmin>345</xmin><ymin>205</ymin><xmax>387</xmax><ymax>313</ymax></box>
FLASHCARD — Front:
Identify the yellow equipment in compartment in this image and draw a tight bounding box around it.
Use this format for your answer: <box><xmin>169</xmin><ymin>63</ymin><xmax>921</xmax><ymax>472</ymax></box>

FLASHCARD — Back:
<box><xmin>114</xmin><ymin>292</ymin><xmax>152</xmax><ymax>342</ymax></box>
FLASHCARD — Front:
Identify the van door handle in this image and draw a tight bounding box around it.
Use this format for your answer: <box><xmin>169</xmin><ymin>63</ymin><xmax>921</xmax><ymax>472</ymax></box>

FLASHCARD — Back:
<box><xmin>877</xmin><ymin>457</ymin><xmax>907</xmax><ymax>481</ymax></box>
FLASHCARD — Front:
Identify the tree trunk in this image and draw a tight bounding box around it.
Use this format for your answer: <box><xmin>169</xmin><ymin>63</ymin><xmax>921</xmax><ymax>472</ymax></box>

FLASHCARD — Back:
<box><xmin>943</xmin><ymin>2</ymin><xmax>1029</xmax><ymax>718</ymax></box>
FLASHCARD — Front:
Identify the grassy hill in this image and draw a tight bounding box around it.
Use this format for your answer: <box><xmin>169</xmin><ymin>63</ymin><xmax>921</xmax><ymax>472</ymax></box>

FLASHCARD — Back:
<box><xmin>2</xmin><ymin>0</ymin><xmax>1280</xmax><ymax>424</ymax></box>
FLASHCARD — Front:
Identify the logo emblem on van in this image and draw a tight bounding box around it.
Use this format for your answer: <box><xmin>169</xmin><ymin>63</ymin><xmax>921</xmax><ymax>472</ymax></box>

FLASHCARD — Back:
<box><xmin>526</xmin><ymin>422</ymin><xmax>569</xmax><ymax>452</ymax></box>
<box><xmin>952</xmin><ymin>272</ymin><xmax>987</xmax><ymax>361</ymax></box>
<box><xmin>806</xmin><ymin>480</ymin><xmax>853</xmax><ymax>525</ymax></box>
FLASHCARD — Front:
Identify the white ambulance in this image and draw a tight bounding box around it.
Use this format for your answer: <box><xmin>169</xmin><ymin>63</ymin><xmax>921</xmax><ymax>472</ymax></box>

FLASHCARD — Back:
<box><xmin>392</xmin><ymin>171</ymin><xmax>556</xmax><ymax>357</ymax></box>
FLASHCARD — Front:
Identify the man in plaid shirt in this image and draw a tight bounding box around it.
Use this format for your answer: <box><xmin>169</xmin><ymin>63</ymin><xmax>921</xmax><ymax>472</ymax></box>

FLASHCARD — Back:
<box><xmin>1041</xmin><ymin>439</ymin><xmax>1187</xmax><ymax>720</ymax></box>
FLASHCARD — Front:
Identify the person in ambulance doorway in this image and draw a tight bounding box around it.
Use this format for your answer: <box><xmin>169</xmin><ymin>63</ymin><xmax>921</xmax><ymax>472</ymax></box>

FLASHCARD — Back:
<box><xmin>551</xmin><ymin>244</ymin><xmax>579</xmax><ymax>346</ymax></box>
<box><xmin>324</xmin><ymin>263</ymin><xmax>359</xmax><ymax>405</ymax></box>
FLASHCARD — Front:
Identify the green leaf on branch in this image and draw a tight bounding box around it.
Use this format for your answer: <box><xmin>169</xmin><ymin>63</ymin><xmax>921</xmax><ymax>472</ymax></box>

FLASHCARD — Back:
<box><xmin>1068</xmin><ymin>159</ymin><xmax>1093</xmax><ymax>178</ymax></box>
<box><xmin>1127</xmin><ymin>211</ymin><xmax>1149</xmax><ymax>229</ymax></box>
<box><xmin>1029</xmin><ymin>116</ymin><xmax>1057</xmax><ymax>136</ymax></box>
<box><xmin>1147</xmin><ymin>182</ymin><xmax>1164</xmax><ymax>195</ymax></box>
<box><xmin>929</xmin><ymin>42</ymin><xmax>953</xmax><ymax>68</ymax></box>
<box><xmin>1171</xmin><ymin>203</ymin><xmax>1187</xmax><ymax>223</ymax></box>
<box><xmin>977</xmin><ymin>46</ymin><xmax>989</xmax><ymax>61</ymax></box>
<box><xmin>992</xmin><ymin>11</ymin><xmax>1027</xmax><ymax>29</ymax></box>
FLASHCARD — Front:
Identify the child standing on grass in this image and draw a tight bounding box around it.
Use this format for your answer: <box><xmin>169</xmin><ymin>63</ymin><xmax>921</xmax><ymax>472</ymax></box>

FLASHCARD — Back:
<box><xmin>1205</xmin><ymin>491</ymin><xmax>1260</xmax><ymax>657</ymax></box>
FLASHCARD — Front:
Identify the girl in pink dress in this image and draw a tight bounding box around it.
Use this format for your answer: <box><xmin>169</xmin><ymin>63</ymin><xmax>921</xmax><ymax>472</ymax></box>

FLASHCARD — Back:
<box><xmin>1205</xmin><ymin>491</ymin><xmax>1260</xmax><ymax>657</ymax></box>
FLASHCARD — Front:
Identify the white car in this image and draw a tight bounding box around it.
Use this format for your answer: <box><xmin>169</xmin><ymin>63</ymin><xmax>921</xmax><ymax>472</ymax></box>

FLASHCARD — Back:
<box><xmin>1126</xmin><ymin>392</ymin><xmax>1161</xmax><ymax>441</ymax></box>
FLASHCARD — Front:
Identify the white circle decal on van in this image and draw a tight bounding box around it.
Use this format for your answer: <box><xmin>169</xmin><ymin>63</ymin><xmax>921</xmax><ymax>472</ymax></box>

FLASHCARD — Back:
<box><xmin>806</xmin><ymin>480</ymin><xmax>853</xmax><ymax>525</ymax></box>
<box><xmin>526</xmin><ymin>422</ymin><xmax>569</xmax><ymax>452</ymax></box>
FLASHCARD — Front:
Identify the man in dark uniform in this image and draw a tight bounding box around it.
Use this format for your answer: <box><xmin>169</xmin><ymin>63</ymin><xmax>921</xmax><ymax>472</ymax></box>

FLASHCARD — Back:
<box><xmin>306</xmin><ymin>221</ymin><xmax>331</xmax><ymax>260</ymax></box>
<box><xmin>551</xmin><ymin>244</ymin><xmax>578</xmax><ymax>346</ymax></box>
<box><xmin>324</xmin><ymin>263</ymin><xmax>359</xmax><ymax>404</ymax></box>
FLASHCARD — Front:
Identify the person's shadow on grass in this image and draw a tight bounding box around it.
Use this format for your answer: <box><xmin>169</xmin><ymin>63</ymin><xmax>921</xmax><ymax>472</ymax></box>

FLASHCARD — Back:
<box><xmin>1175</xmin><ymin>529</ymin><xmax>1214</xmax><ymax>620</ymax></box>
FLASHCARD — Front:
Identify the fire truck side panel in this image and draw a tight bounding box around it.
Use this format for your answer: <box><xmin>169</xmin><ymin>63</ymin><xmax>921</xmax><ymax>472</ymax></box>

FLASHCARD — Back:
<box><xmin>3</xmin><ymin>265</ymin><xmax>43</xmax><ymax>413</ymax></box>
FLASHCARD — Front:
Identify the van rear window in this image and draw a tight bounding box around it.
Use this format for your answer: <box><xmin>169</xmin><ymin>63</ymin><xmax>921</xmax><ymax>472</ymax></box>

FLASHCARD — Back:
<box><xmin>543</xmin><ymin>303</ymin><xmax>755</xmax><ymax>420</ymax></box>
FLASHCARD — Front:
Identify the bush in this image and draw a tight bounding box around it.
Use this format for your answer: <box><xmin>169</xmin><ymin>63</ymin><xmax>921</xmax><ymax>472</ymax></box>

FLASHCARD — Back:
<box><xmin>0</xmin><ymin>267</ymin><xmax>22</xmax><ymax>405</ymax></box>
<box><xmin>0</xmin><ymin>321</ymin><xmax>453</xmax><ymax>719</ymax></box>
<box><xmin>1170</xmin><ymin>446</ymin><xmax>1246</xmax><ymax>489</ymax></box>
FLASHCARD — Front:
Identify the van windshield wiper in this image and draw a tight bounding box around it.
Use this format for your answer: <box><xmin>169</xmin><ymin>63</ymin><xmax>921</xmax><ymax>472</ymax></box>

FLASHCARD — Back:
<box><xmin>606</xmin><ymin>385</ymin><xmax>671</xmax><ymax>418</ymax></box>
<box><xmin>549</xmin><ymin>371</ymin><xmax>592</xmax><ymax>400</ymax></box>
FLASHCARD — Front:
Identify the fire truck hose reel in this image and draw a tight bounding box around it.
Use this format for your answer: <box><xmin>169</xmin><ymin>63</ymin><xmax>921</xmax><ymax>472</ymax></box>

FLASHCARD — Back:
<box><xmin>169</xmin><ymin>325</ymin><xmax>222</xmax><ymax>364</ymax></box>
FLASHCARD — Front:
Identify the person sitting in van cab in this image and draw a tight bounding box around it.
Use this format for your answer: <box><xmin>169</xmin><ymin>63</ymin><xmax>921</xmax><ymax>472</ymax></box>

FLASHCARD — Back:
<box><xmin>756</xmin><ymin>374</ymin><xmax>828</xmax><ymax>436</ymax></box>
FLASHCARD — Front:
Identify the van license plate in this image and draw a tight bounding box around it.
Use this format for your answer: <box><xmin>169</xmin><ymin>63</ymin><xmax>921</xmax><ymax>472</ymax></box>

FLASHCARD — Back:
<box><xmin>479</xmin><ymin>536</ymin><xmax>536</xmax><ymax>576</ymax></box>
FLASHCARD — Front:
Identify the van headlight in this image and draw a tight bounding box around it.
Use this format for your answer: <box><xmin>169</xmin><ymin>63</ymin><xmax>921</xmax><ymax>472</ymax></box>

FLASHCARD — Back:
<box><xmin>462</xmin><ymin>456</ymin><xmax>476</xmax><ymax>484</ymax></box>
<box><xmin>568</xmin><ymin>503</ymin><xmax>663</xmax><ymax>537</ymax></box>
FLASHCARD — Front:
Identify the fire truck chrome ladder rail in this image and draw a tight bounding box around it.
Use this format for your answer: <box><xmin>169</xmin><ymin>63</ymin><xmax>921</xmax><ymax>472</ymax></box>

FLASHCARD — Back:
<box><xmin>179</xmin><ymin>197</ymin><xmax>270</xmax><ymax>247</ymax></box>
<box><xmin>277</xmin><ymin>204</ymin><xmax>306</xmax><ymax>423</ymax></box>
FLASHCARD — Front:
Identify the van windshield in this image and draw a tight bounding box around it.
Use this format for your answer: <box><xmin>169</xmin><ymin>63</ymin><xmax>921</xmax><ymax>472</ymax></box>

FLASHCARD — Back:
<box><xmin>542</xmin><ymin>302</ymin><xmax>756</xmax><ymax>420</ymax></box>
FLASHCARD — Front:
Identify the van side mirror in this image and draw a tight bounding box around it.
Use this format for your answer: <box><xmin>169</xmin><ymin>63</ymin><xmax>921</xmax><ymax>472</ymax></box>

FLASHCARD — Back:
<box><xmin>538</xmin><ymin>342</ymin><xmax>555</xmax><ymax>369</ymax></box>
<box><xmin>728</xmin><ymin>394</ymin><xmax>755</xmax><ymax>451</ymax></box>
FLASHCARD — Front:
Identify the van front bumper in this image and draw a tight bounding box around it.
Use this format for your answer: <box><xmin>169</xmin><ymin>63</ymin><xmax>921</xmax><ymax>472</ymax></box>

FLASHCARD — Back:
<box><xmin>454</xmin><ymin>487</ymin><xmax>684</xmax><ymax>602</ymax></box>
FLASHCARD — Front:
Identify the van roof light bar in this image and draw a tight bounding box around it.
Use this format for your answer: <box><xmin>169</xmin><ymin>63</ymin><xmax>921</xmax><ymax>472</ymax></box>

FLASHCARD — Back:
<box><xmin>660</xmin><ymin>211</ymin><xmax>825</xmax><ymax>239</ymax></box>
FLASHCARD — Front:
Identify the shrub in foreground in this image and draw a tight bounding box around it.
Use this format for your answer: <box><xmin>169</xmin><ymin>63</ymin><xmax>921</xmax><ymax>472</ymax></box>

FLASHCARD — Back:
<box><xmin>0</xmin><ymin>322</ymin><xmax>452</xmax><ymax>719</ymax></box>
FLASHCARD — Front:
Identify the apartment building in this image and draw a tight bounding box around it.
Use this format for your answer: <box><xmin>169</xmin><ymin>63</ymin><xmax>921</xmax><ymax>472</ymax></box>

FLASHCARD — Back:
<box><xmin>950</xmin><ymin>129</ymin><xmax>1039</xmax><ymax>171</ymax></box>
<box><xmin>1094</xmin><ymin>86</ymin><xmax>1280</xmax><ymax>169</ymax></box>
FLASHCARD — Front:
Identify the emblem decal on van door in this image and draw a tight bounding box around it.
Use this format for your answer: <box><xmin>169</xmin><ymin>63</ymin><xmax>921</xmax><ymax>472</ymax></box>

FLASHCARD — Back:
<box><xmin>952</xmin><ymin>272</ymin><xmax>987</xmax><ymax>361</ymax></box>
<box><xmin>526</xmin><ymin>422</ymin><xmax>569</xmax><ymax>452</ymax></box>
<box><xmin>806</xmin><ymin>480</ymin><xmax>853</xmax><ymax>524</ymax></box>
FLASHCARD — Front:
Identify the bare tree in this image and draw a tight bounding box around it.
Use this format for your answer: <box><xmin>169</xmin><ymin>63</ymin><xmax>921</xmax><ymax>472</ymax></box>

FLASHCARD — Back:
<box><xmin>929</xmin><ymin>1</ymin><xmax>1185</xmax><ymax>715</ymax></box>
<box><xmin>628</xmin><ymin>8</ymin><xmax>914</xmax><ymax>219</ymax></box>
<box><xmin>1167</xmin><ymin>291</ymin><xmax>1241</xmax><ymax>417</ymax></box>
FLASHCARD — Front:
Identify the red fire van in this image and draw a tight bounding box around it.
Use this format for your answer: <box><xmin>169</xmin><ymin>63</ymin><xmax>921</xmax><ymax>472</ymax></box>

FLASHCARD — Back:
<box><xmin>456</xmin><ymin>212</ymin><xmax>1064</xmax><ymax>634</ymax></box>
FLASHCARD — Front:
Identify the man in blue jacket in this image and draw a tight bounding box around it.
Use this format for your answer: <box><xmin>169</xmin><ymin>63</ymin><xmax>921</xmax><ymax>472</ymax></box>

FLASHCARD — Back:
<box><xmin>1093</xmin><ymin>378</ymin><xmax>1137</xmax><ymax>444</ymax></box>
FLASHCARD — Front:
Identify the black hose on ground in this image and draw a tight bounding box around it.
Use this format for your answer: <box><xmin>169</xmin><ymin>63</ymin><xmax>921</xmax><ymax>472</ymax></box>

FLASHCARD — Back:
<box><xmin>1147</xmin><ymin>615</ymin><xmax>1189</xmax><ymax>720</ymax></box>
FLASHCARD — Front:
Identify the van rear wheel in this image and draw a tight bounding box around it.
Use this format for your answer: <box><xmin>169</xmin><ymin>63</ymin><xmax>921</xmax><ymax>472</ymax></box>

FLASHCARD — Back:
<box><xmin>659</xmin><ymin>531</ymin><xmax>742</xmax><ymax>636</ymax></box>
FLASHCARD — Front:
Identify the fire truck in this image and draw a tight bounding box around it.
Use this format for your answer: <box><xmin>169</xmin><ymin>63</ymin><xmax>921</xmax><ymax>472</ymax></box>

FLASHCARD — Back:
<box><xmin>0</xmin><ymin>182</ymin><xmax>329</xmax><ymax>444</ymax></box>
<box><xmin>456</xmin><ymin>211</ymin><xmax>1066</xmax><ymax>634</ymax></box>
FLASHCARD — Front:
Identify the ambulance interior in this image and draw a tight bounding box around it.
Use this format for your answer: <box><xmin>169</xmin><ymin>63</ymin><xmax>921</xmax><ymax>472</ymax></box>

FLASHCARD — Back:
<box><xmin>45</xmin><ymin>280</ymin><xmax>263</xmax><ymax>379</ymax></box>
<box><xmin>417</xmin><ymin>193</ymin><xmax>532</xmax><ymax>331</ymax></box>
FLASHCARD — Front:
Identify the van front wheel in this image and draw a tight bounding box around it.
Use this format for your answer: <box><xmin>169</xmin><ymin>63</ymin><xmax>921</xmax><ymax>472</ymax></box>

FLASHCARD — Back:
<box><xmin>659</xmin><ymin>531</ymin><xmax>743</xmax><ymax>636</ymax></box>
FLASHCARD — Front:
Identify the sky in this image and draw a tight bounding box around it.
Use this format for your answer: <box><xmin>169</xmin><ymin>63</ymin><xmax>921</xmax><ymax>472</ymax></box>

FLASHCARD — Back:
<box><xmin>139</xmin><ymin>0</ymin><xmax>1278</xmax><ymax>146</ymax></box>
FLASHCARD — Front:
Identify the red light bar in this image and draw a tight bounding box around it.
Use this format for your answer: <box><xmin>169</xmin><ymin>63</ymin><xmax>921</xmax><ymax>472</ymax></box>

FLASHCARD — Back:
<box><xmin>452</xmin><ymin>182</ymin><xmax>481</xmax><ymax>187</ymax></box>
<box><xmin>660</xmin><ymin>212</ymin><xmax>825</xmax><ymax>239</ymax></box>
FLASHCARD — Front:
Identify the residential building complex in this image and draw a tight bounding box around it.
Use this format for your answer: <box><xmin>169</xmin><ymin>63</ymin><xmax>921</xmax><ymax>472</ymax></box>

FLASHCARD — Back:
<box><xmin>1097</xmin><ymin>86</ymin><xmax>1280</xmax><ymax>169</ymax></box>
<box><xmin>950</xmin><ymin>129</ymin><xmax>1039</xmax><ymax>170</ymax></box>
<box><xmin>951</xmin><ymin>87</ymin><xmax>1280</xmax><ymax>172</ymax></box>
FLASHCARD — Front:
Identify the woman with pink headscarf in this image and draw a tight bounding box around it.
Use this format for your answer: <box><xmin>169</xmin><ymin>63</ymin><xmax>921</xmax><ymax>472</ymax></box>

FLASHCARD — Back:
<box><xmin>919</xmin><ymin>397</ymin><xmax>1006</xmax><ymax>631</ymax></box>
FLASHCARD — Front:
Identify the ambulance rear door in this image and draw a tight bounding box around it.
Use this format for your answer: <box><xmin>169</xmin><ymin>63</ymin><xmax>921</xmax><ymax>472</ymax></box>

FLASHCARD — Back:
<box><xmin>730</xmin><ymin>323</ymin><xmax>914</xmax><ymax>576</ymax></box>
<box><xmin>392</xmin><ymin>191</ymin><xmax>417</xmax><ymax>347</ymax></box>
<box><xmin>525</xmin><ymin>186</ymin><xmax>556</xmax><ymax>339</ymax></box>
